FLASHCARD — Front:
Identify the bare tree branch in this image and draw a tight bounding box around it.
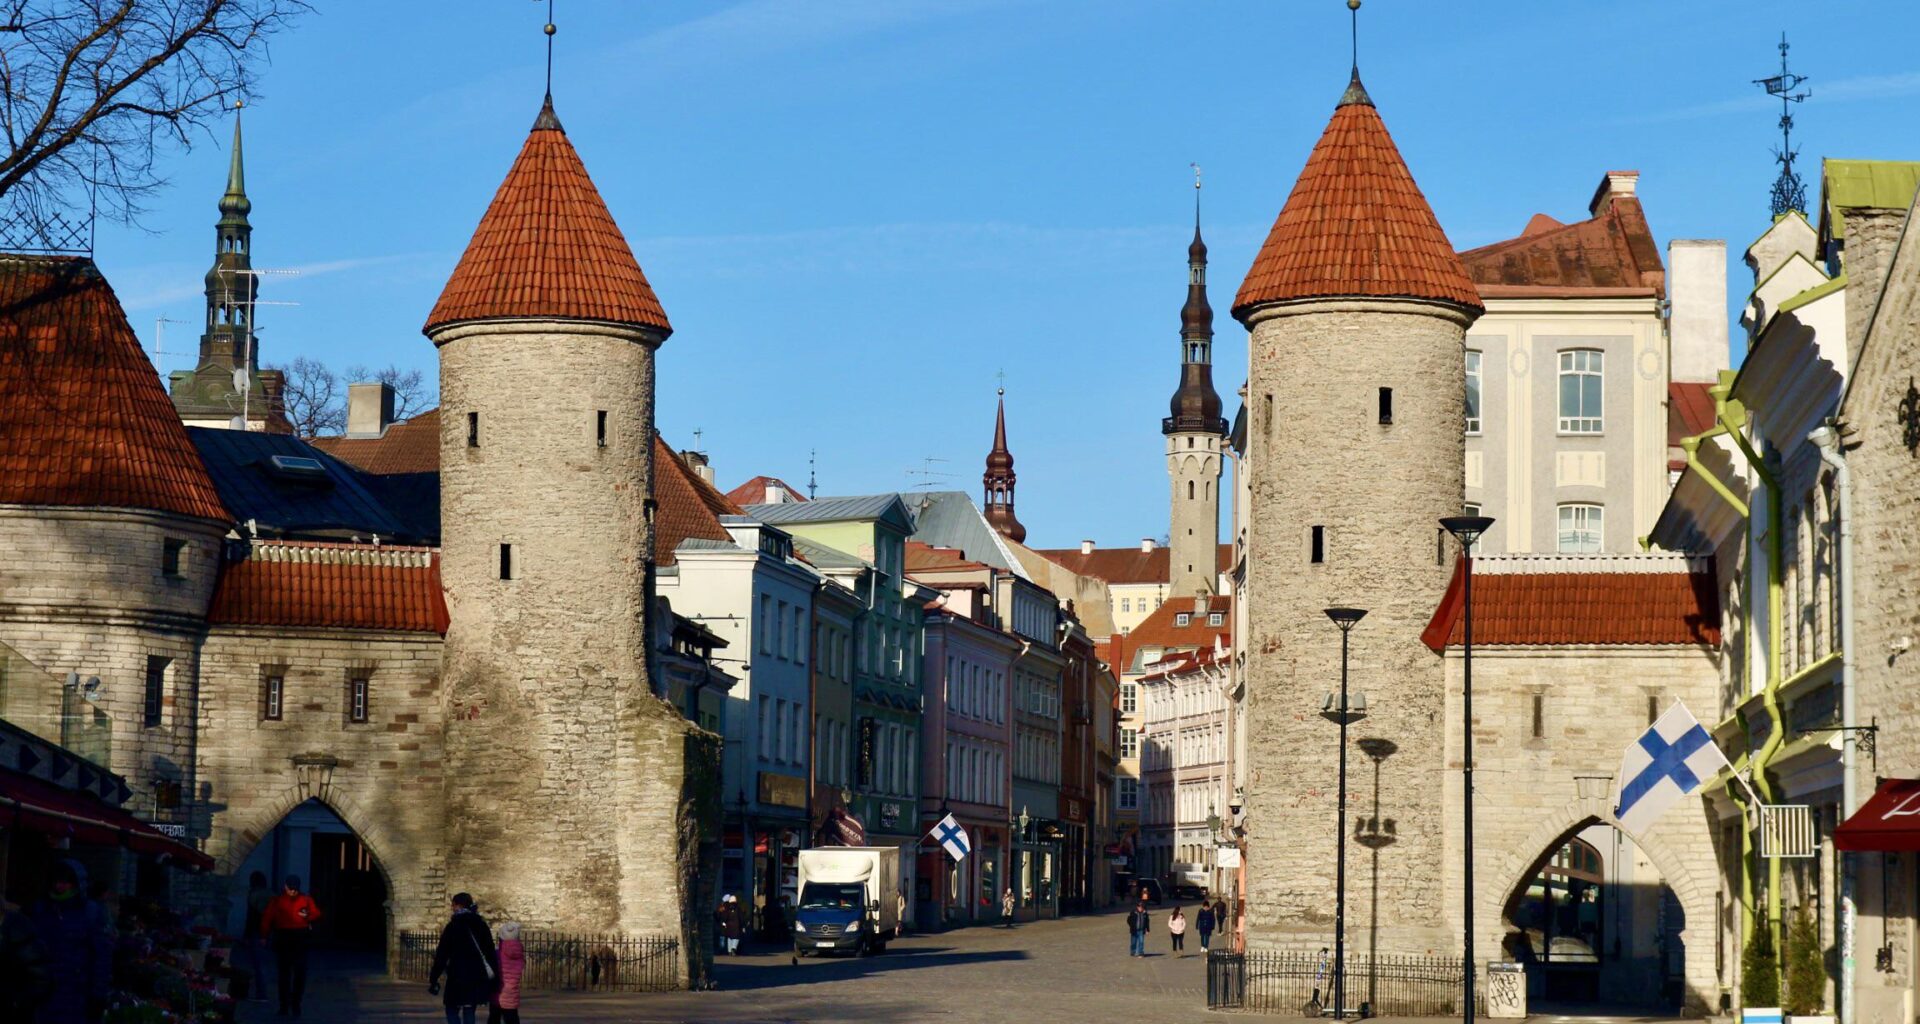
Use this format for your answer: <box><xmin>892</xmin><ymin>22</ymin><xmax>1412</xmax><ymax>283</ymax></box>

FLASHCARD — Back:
<box><xmin>270</xmin><ymin>354</ymin><xmax>341</xmax><ymax>439</ymax></box>
<box><xmin>0</xmin><ymin>0</ymin><xmax>310</xmax><ymax>238</ymax></box>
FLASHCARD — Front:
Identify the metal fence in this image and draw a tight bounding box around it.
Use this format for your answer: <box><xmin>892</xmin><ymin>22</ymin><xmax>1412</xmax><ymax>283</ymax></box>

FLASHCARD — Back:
<box><xmin>1207</xmin><ymin>949</ymin><xmax>1479</xmax><ymax>1017</ymax></box>
<box><xmin>394</xmin><ymin>931</ymin><xmax>681</xmax><ymax>993</ymax></box>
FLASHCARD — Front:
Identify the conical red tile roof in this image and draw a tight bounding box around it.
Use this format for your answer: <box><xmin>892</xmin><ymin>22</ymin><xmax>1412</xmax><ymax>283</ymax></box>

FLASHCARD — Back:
<box><xmin>425</xmin><ymin>101</ymin><xmax>671</xmax><ymax>335</ymax></box>
<box><xmin>1234</xmin><ymin>76</ymin><xmax>1481</xmax><ymax>317</ymax></box>
<box><xmin>0</xmin><ymin>256</ymin><xmax>228</xmax><ymax>521</ymax></box>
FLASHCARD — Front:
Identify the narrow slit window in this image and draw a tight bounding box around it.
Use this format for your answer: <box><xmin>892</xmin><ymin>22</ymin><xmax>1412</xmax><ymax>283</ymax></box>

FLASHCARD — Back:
<box><xmin>467</xmin><ymin>411</ymin><xmax>480</xmax><ymax>447</ymax></box>
<box><xmin>1378</xmin><ymin>387</ymin><xmax>1393</xmax><ymax>425</ymax></box>
<box><xmin>143</xmin><ymin>656</ymin><xmax>169</xmax><ymax>728</ymax></box>
<box><xmin>1531</xmin><ymin>693</ymin><xmax>1544</xmax><ymax>738</ymax></box>
<box><xmin>499</xmin><ymin>543</ymin><xmax>514</xmax><ymax>580</ymax></box>
<box><xmin>348</xmin><ymin>674</ymin><xmax>370</xmax><ymax>724</ymax></box>
<box><xmin>1263</xmin><ymin>394</ymin><xmax>1273</xmax><ymax>439</ymax></box>
<box><xmin>262</xmin><ymin>672</ymin><xmax>284</xmax><ymax>721</ymax></box>
<box><xmin>162</xmin><ymin>538</ymin><xmax>186</xmax><ymax>577</ymax></box>
<box><xmin>1647</xmin><ymin>694</ymin><xmax>1660</xmax><ymax>725</ymax></box>
<box><xmin>596</xmin><ymin>410</ymin><xmax>608</xmax><ymax>448</ymax></box>
<box><xmin>1310</xmin><ymin>526</ymin><xmax>1326</xmax><ymax>565</ymax></box>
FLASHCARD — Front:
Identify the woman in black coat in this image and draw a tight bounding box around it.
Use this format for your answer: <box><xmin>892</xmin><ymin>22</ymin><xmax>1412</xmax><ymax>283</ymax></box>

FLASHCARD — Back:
<box><xmin>429</xmin><ymin>893</ymin><xmax>498</xmax><ymax>1024</ymax></box>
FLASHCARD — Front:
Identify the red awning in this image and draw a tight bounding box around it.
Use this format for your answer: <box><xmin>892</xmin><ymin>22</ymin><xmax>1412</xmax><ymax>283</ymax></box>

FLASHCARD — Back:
<box><xmin>1835</xmin><ymin>779</ymin><xmax>1920</xmax><ymax>852</ymax></box>
<box><xmin>0</xmin><ymin>770</ymin><xmax>214</xmax><ymax>870</ymax></box>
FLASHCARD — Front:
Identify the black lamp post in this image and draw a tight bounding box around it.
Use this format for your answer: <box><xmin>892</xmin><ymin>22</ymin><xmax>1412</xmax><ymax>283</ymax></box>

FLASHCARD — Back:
<box><xmin>1323</xmin><ymin>607</ymin><xmax>1367</xmax><ymax>1021</ymax></box>
<box><xmin>1438</xmin><ymin>515</ymin><xmax>1494</xmax><ymax>1024</ymax></box>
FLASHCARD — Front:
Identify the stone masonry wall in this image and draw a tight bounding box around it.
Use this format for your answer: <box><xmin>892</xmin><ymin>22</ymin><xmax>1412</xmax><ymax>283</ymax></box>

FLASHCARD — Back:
<box><xmin>1837</xmin><ymin>195</ymin><xmax>1920</xmax><ymax>1024</ymax></box>
<box><xmin>188</xmin><ymin>626</ymin><xmax>447</xmax><ymax>936</ymax></box>
<box><xmin>1241</xmin><ymin>299</ymin><xmax>1470</xmax><ymax>954</ymax></box>
<box><xmin>1167</xmin><ymin>432</ymin><xmax>1222</xmax><ymax>597</ymax></box>
<box><xmin>435</xmin><ymin>320</ymin><xmax>699</xmax><ymax>965</ymax></box>
<box><xmin>1442</xmin><ymin>645</ymin><xmax>1723</xmax><ymax>1013</ymax></box>
<box><xmin>1843</xmin><ymin>207</ymin><xmax>1912</xmax><ymax>369</ymax></box>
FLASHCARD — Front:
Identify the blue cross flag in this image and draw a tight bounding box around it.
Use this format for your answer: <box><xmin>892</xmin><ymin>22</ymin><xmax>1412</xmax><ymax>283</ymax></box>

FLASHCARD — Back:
<box><xmin>930</xmin><ymin>813</ymin><xmax>970</xmax><ymax>863</ymax></box>
<box><xmin>1613</xmin><ymin>701</ymin><xmax>1731</xmax><ymax>839</ymax></box>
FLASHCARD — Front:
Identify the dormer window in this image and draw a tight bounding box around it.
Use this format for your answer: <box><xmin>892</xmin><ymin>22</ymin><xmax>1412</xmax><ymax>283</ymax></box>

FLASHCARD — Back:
<box><xmin>1175</xmin><ymin>613</ymin><xmax>1191</xmax><ymax>627</ymax></box>
<box><xmin>1208</xmin><ymin>612</ymin><xmax>1223</xmax><ymax>627</ymax></box>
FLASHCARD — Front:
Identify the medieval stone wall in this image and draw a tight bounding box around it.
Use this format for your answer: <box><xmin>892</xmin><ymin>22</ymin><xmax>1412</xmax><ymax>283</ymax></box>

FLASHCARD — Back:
<box><xmin>1167</xmin><ymin>432</ymin><xmax>1222</xmax><ymax>597</ymax></box>
<box><xmin>1241</xmin><ymin>299</ymin><xmax>1470</xmax><ymax>954</ymax></box>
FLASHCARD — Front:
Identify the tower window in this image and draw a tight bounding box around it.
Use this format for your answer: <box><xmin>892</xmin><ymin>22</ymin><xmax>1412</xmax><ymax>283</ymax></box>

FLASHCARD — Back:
<box><xmin>347</xmin><ymin>673</ymin><xmax>371</xmax><ymax>724</ymax></box>
<box><xmin>1188</xmin><ymin>436</ymin><xmax>1195</xmax><ymax>449</ymax></box>
<box><xmin>262</xmin><ymin>670</ymin><xmax>285</xmax><ymax>722</ymax></box>
<box><xmin>1378</xmin><ymin>387</ymin><xmax>1393</xmax><ymax>425</ymax></box>
<box><xmin>143</xmin><ymin>656</ymin><xmax>170</xmax><ymax>728</ymax></box>
<box><xmin>1188</xmin><ymin>480</ymin><xmax>1195</xmax><ymax>499</ymax></box>
<box><xmin>1263</xmin><ymin>395</ymin><xmax>1273</xmax><ymax>439</ymax></box>
<box><xmin>596</xmin><ymin>410</ymin><xmax>608</xmax><ymax>448</ymax></box>
<box><xmin>1532</xmin><ymin>693</ymin><xmax>1545</xmax><ymax>738</ymax></box>
<box><xmin>467</xmin><ymin>411</ymin><xmax>480</xmax><ymax>447</ymax></box>
<box><xmin>161</xmin><ymin>538</ymin><xmax>186</xmax><ymax>577</ymax></box>
<box><xmin>1310</xmin><ymin>525</ymin><xmax>1326</xmax><ymax>564</ymax></box>
<box><xmin>499</xmin><ymin>543</ymin><xmax>514</xmax><ymax>580</ymax></box>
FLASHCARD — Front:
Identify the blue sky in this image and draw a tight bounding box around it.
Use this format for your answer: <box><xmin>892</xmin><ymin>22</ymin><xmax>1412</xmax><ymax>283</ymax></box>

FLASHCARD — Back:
<box><xmin>97</xmin><ymin>0</ymin><xmax>1920</xmax><ymax>548</ymax></box>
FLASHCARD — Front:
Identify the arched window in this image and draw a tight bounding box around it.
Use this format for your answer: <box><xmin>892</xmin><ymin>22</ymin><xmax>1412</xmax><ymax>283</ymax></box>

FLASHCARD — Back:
<box><xmin>1187</xmin><ymin>480</ymin><xmax>1195</xmax><ymax>500</ymax></box>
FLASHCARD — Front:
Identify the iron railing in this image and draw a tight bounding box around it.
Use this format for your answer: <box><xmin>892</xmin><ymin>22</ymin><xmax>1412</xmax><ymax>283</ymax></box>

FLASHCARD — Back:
<box><xmin>394</xmin><ymin>931</ymin><xmax>681</xmax><ymax>993</ymax></box>
<box><xmin>1206</xmin><ymin>949</ymin><xmax>1480</xmax><ymax>1017</ymax></box>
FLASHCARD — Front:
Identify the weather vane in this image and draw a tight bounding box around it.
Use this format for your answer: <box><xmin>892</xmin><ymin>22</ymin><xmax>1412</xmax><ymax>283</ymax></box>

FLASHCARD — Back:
<box><xmin>995</xmin><ymin>368</ymin><xmax>1006</xmax><ymax>396</ymax></box>
<box><xmin>1754</xmin><ymin>32</ymin><xmax>1811</xmax><ymax>217</ymax></box>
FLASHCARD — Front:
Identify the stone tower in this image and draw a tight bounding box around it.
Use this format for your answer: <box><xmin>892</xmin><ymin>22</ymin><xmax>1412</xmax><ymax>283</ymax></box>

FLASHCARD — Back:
<box><xmin>983</xmin><ymin>388</ymin><xmax>1026</xmax><ymax>542</ymax></box>
<box><xmin>427</xmin><ymin>96</ymin><xmax>712</xmax><ymax>945</ymax></box>
<box><xmin>169</xmin><ymin>111</ymin><xmax>285</xmax><ymax>430</ymax></box>
<box><xmin>1165</xmin><ymin>188</ymin><xmax>1227</xmax><ymax>597</ymax></box>
<box><xmin>1233</xmin><ymin>70</ymin><xmax>1482</xmax><ymax>954</ymax></box>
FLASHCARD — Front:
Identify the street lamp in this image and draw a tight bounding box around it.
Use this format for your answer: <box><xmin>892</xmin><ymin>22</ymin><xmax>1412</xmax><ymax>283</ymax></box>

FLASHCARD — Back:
<box><xmin>1438</xmin><ymin>515</ymin><xmax>1494</xmax><ymax>1024</ymax></box>
<box><xmin>1323</xmin><ymin>607</ymin><xmax>1368</xmax><ymax>1021</ymax></box>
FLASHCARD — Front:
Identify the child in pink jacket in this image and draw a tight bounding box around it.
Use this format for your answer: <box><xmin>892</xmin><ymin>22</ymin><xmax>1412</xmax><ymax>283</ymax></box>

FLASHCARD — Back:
<box><xmin>490</xmin><ymin>922</ymin><xmax>525</xmax><ymax>1024</ymax></box>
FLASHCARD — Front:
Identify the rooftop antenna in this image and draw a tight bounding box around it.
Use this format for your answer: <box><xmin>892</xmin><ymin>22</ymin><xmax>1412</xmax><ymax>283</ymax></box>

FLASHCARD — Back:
<box><xmin>691</xmin><ymin>427</ymin><xmax>703</xmax><ymax>453</ymax></box>
<box><xmin>906</xmin><ymin>456</ymin><xmax>953</xmax><ymax>490</ymax></box>
<box><xmin>217</xmin><ymin>266</ymin><xmax>300</xmax><ymax>429</ymax></box>
<box><xmin>808</xmin><ymin>448</ymin><xmax>818</xmax><ymax>500</ymax></box>
<box><xmin>1754</xmin><ymin>32</ymin><xmax>1811</xmax><ymax>217</ymax></box>
<box><xmin>153</xmin><ymin>316</ymin><xmax>189</xmax><ymax>375</ymax></box>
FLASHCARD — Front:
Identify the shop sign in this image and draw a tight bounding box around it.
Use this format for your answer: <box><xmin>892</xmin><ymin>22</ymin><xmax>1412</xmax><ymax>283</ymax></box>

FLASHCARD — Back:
<box><xmin>758</xmin><ymin>771</ymin><xmax>807</xmax><ymax>810</ymax></box>
<box><xmin>1063</xmin><ymin>797</ymin><xmax>1085</xmax><ymax>823</ymax></box>
<box><xmin>149</xmin><ymin>822</ymin><xmax>188</xmax><ymax>839</ymax></box>
<box><xmin>1112</xmin><ymin>855</ymin><xmax>1129</xmax><ymax>867</ymax></box>
<box><xmin>1216</xmin><ymin>846</ymin><xmax>1242</xmax><ymax>869</ymax></box>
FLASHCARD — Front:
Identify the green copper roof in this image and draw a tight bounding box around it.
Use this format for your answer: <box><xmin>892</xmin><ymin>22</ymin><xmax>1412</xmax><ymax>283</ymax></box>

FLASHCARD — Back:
<box><xmin>1820</xmin><ymin>159</ymin><xmax>1920</xmax><ymax>242</ymax></box>
<box><xmin>1776</xmin><ymin>273</ymin><xmax>1847</xmax><ymax>314</ymax></box>
<box><xmin>219</xmin><ymin>113</ymin><xmax>250</xmax><ymax>219</ymax></box>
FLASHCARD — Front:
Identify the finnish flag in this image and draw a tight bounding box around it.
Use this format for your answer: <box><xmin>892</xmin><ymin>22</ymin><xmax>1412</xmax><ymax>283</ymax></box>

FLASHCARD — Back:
<box><xmin>1613</xmin><ymin>701</ymin><xmax>1731</xmax><ymax>839</ymax></box>
<box><xmin>929</xmin><ymin>813</ymin><xmax>971</xmax><ymax>863</ymax></box>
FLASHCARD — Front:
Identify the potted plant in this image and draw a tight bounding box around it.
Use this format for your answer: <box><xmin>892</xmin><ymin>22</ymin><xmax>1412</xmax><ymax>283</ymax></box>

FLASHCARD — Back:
<box><xmin>1742</xmin><ymin>930</ymin><xmax>1782</xmax><ymax>1024</ymax></box>
<box><xmin>1784</xmin><ymin>906</ymin><xmax>1833</xmax><ymax>1024</ymax></box>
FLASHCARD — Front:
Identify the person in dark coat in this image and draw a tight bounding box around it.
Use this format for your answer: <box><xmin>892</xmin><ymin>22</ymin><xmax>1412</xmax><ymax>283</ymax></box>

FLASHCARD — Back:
<box><xmin>716</xmin><ymin>895</ymin><xmax>744</xmax><ymax>954</ymax></box>
<box><xmin>1</xmin><ymin>898</ymin><xmax>53</xmax><ymax>1021</ymax></box>
<box><xmin>1126</xmin><ymin>900</ymin><xmax>1150</xmax><ymax>958</ymax></box>
<box><xmin>429</xmin><ymin>893</ymin><xmax>497</xmax><ymax>1024</ymax></box>
<box><xmin>29</xmin><ymin>859</ymin><xmax>112</xmax><ymax>1024</ymax></box>
<box><xmin>1196</xmin><ymin>902</ymin><xmax>1216</xmax><ymax>952</ymax></box>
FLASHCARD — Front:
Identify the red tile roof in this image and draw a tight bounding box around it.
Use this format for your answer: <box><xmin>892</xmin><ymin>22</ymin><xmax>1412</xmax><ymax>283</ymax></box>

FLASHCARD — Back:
<box><xmin>1031</xmin><ymin>544</ymin><xmax>1232</xmax><ymax>586</ymax></box>
<box><xmin>906</xmin><ymin>541</ymin><xmax>987</xmax><ymax>573</ymax></box>
<box><xmin>311</xmin><ymin>409</ymin><xmax>440</xmax><ymax>475</ymax></box>
<box><xmin>654</xmin><ymin>437</ymin><xmax>741</xmax><ymax>567</ymax></box>
<box><xmin>208</xmin><ymin>541</ymin><xmax>448</xmax><ymax>633</ymax></box>
<box><xmin>1420</xmin><ymin>561</ymin><xmax>1720</xmax><ymax>650</ymax></box>
<box><xmin>1459</xmin><ymin>184</ymin><xmax>1665</xmax><ymax>299</ymax></box>
<box><xmin>1234</xmin><ymin>81</ymin><xmax>1481</xmax><ymax>316</ymax></box>
<box><xmin>425</xmin><ymin>101</ymin><xmax>671</xmax><ymax>335</ymax></box>
<box><xmin>1140</xmin><ymin>642</ymin><xmax>1225</xmax><ymax>683</ymax></box>
<box><xmin>724</xmin><ymin>475</ymin><xmax>808</xmax><ymax>506</ymax></box>
<box><xmin>1125</xmin><ymin>594</ymin><xmax>1231</xmax><ymax>651</ymax></box>
<box><xmin>0</xmin><ymin>257</ymin><xmax>229</xmax><ymax>522</ymax></box>
<box><xmin>1667</xmin><ymin>381</ymin><xmax>1717</xmax><ymax>448</ymax></box>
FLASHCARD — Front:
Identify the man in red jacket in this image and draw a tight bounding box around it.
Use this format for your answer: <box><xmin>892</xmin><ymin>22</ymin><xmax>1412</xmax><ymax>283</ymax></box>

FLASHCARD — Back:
<box><xmin>260</xmin><ymin>875</ymin><xmax>323</xmax><ymax>1017</ymax></box>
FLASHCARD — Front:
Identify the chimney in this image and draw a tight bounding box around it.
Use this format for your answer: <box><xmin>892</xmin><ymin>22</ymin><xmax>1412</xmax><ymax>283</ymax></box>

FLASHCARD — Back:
<box><xmin>1588</xmin><ymin>170</ymin><xmax>1640</xmax><ymax>217</ymax></box>
<box><xmin>1192</xmin><ymin>595</ymin><xmax>1207</xmax><ymax>616</ymax></box>
<box><xmin>345</xmin><ymin>381</ymin><xmax>395</xmax><ymax>439</ymax></box>
<box><xmin>1667</xmin><ymin>240</ymin><xmax>1729</xmax><ymax>384</ymax></box>
<box><xmin>1140</xmin><ymin>538</ymin><xmax>1156</xmax><ymax>553</ymax></box>
<box><xmin>679</xmin><ymin>449</ymin><xmax>716</xmax><ymax>485</ymax></box>
<box><xmin>1080</xmin><ymin>539</ymin><xmax>1095</xmax><ymax>555</ymax></box>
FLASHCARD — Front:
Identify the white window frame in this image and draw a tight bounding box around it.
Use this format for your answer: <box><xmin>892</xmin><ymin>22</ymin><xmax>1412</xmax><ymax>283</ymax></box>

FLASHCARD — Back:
<box><xmin>1557</xmin><ymin>349</ymin><xmax>1604</xmax><ymax>434</ymax></box>
<box><xmin>1121</xmin><ymin>727</ymin><xmax>1138</xmax><ymax>759</ymax></box>
<box><xmin>1465</xmin><ymin>349</ymin><xmax>1483</xmax><ymax>434</ymax></box>
<box><xmin>1557</xmin><ymin>503</ymin><xmax>1605</xmax><ymax>554</ymax></box>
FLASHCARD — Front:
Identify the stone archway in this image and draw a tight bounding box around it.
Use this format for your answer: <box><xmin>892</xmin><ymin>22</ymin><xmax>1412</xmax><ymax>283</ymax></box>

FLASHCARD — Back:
<box><xmin>1478</xmin><ymin>791</ymin><xmax>1716</xmax><ymax>1014</ymax></box>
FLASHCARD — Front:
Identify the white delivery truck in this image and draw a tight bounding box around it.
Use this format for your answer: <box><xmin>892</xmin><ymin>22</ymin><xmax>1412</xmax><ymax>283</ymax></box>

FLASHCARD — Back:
<box><xmin>791</xmin><ymin>846</ymin><xmax>900</xmax><ymax>958</ymax></box>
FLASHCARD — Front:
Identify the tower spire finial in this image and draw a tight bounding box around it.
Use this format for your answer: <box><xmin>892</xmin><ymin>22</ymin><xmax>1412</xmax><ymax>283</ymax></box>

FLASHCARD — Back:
<box><xmin>1192</xmin><ymin>162</ymin><xmax>1202</xmax><ymax>233</ymax></box>
<box><xmin>1338</xmin><ymin>1</ymin><xmax>1373</xmax><ymax>108</ymax></box>
<box><xmin>543</xmin><ymin>0</ymin><xmax>557</xmax><ymax>99</ymax></box>
<box><xmin>1349</xmin><ymin>0</ymin><xmax>1360</xmax><ymax>75</ymax></box>
<box><xmin>1753</xmin><ymin>31</ymin><xmax>1811</xmax><ymax>217</ymax></box>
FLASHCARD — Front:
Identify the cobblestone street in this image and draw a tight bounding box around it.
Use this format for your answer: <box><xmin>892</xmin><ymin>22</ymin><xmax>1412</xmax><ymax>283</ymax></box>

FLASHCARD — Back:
<box><xmin>239</xmin><ymin>909</ymin><xmax>1216</xmax><ymax>1023</ymax></box>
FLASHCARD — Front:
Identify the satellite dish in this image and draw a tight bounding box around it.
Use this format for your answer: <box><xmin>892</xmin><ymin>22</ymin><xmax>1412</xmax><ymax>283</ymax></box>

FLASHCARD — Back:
<box><xmin>232</xmin><ymin>368</ymin><xmax>250</xmax><ymax>391</ymax></box>
<box><xmin>229</xmin><ymin>416</ymin><xmax>248</xmax><ymax>431</ymax></box>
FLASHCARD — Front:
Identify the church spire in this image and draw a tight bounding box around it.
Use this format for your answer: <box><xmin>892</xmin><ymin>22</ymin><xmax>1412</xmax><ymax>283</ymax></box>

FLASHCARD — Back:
<box><xmin>1166</xmin><ymin>169</ymin><xmax>1225</xmax><ymax>437</ymax></box>
<box><xmin>220</xmin><ymin>112</ymin><xmax>250</xmax><ymax>219</ymax></box>
<box><xmin>983</xmin><ymin>387</ymin><xmax>1026</xmax><ymax>543</ymax></box>
<box><xmin>198</xmin><ymin>106</ymin><xmax>256</xmax><ymax>374</ymax></box>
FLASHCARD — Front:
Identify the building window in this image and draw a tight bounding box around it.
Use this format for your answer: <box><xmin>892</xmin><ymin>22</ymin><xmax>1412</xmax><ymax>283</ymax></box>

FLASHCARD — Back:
<box><xmin>1557</xmin><ymin>503</ymin><xmax>1604</xmax><ymax>554</ymax></box>
<box><xmin>1119</xmin><ymin>777</ymin><xmax>1139</xmax><ymax>810</ymax></box>
<box><xmin>1465</xmin><ymin>350</ymin><xmax>1482</xmax><ymax>434</ymax></box>
<box><xmin>1531</xmin><ymin>692</ymin><xmax>1544</xmax><ymax>738</ymax></box>
<box><xmin>1378</xmin><ymin>386</ymin><xmax>1393</xmax><ymax>425</ymax></box>
<box><xmin>1175</xmin><ymin>613</ymin><xmax>1191</xmax><ymax>627</ymax></box>
<box><xmin>347</xmin><ymin>674</ymin><xmax>370</xmax><ymax>723</ymax></box>
<box><xmin>1557</xmin><ymin>349</ymin><xmax>1604</xmax><ymax>433</ymax></box>
<box><xmin>1310</xmin><ymin>525</ymin><xmax>1326</xmax><ymax>564</ymax></box>
<box><xmin>467</xmin><ymin>411</ymin><xmax>480</xmax><ymax>447</ymax></box>
<box><xmin>1208</xmin><ymin>612</ymin><xmax>1223</xmax><ymax>627</ymax></box>
<box><xmin>262</xmin><ymin>672</ymin><xmax>284</xmax><ymax>721</ymax></box>
<box><xmin>1122</xmin><ymin>682</ymin><xmax>1137</xmax><ymax>714</ymax></box>
<box><xmin>143</xmin><ymin>656</ymin><xmax>169</xmax><ymax>727</ymax></box>
<box><xmin>499</xmin><ymin>543</ymin><xmax>514</xmax><ymax>580</ymax></box>
<box><xmin>760</xmin><ymin>595</ymin><xmax>773</xmax><ymax>654</ymax></box>
<box><xmin>161</xmin><ymin>538</ymin><xmax>186</xmax><ymax>577</ymax></box>
<box><xmin>596</xmin><ymin>410</ymin><xmax>608</xmax><ymax>447</ymax></box>
<box><xmin>1119</xmin><ymin>598</ymin><xmax>1130</xmax><ymax>613</ymax></box>
<box><xmin>1121</xmin><ymin>728</ymin><xmax>1138</xmax><ymax>759</ymax></box>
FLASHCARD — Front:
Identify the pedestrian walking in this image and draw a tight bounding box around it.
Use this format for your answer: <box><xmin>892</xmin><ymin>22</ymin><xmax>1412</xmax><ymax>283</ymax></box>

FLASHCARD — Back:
<box><xmin>29</xmin><ymin>860</ymin><xmax>111</xmax><ymax>1024</ymax></box>
<box><xmin>1168</xmin><ymin>905</ymin><xmax>1187</xmax><ymax>954</ymax></box>
<box><xmin>1126</xmin><ymin>900</ymin><xmax>1150</xmax><ymax>957</ymax></box>
<box><xmin>1196</xmin><ymin>902</ymin><xmax>1216</xmax><ymax>952</ymax></box>
<box><xmin>1000</xmin><ymin>887</ymin><xmax>1015</xmax><ymax>927</ymax></box>
<box><xmin>429</xmin><ymin>893</ymin><xmax>497</xmax><ymax>1024</ymax></box>
<box><xmin>261</xmin><ymin>873</ymin><xmax>323</xmax><ymax>1018</ymax></box>
<box><xmin>895</xmin><ymin>891</ymin><xmax>907</xmax><ymax>938</ymax></box>
<box><xmin>2</xmin><ymin>893</ymin><xmax>53</xmax><ymax>1022</ymax></box>
<box><xmin>487</xmin><ymin>922</ymin><xmax>524</xmax><ymax>1024</ymax></box>
<box><xmin>717</xmin><ymin>895</ymin><xmax>744</xmax><ymax>955</ymax></box>
<box><xmin>242</xmin><ymin>871</ymin><xmax>274</xmax><ymax>1003</ymax></box>
<box><xmin>1213</xmin><ymin>899</ymin><xmax>1230</xmax><ymax>948</ymax></box>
